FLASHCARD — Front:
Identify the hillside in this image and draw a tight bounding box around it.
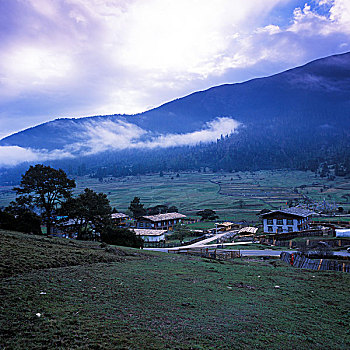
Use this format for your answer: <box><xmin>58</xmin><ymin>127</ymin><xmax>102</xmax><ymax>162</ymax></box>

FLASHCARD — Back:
<box><xmin>1</xmin><ymin>230</ymin><xmax>350</xmax><ymax>349</ymax></box>
<box><xmin>1</xmin><ymin>52</ymin><xmax>350</xmax><ymax>179</ymax></box>
<box><xmin>2</xmin><ymin>52</ymin><xmax>350</xmax><ymax>149</ymax></box>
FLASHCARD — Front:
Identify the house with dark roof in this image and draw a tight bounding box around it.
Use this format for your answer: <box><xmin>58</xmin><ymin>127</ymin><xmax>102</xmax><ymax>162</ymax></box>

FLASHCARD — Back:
<box><xmin>261</xmin><ymin>208</ymin><xmax>314</xmax><ymax>233</ymax></box>
<box><xmin>136</xmin><ymin>213</ymin><xmax>186</xmax><ymax>231</ymax></box>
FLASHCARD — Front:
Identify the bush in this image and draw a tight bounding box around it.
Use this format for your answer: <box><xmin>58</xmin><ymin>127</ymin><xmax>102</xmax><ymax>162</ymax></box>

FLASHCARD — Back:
<box><xmin>100</xmin><ymin>226</ymin><xmax>143</xmax><ymax>248</ymax></box>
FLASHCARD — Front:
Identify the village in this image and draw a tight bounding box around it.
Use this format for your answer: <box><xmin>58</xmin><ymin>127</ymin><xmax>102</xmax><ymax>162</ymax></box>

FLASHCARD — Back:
<box><xmin>52</xmin><ymin>199</ymin><xmax>350</xmax><ymax>274</ymax></box>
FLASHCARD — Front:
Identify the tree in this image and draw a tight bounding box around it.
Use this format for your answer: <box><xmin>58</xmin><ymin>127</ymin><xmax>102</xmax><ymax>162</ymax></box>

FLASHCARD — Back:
<box><xmin>59</xmin><ymin>188</ymin><xmax>112</xmax><ymax>240</ymax></box>
<box><xmin>168</xmin><ymin>205</ymin><xmax>178</xmax><ymax>213</ymax></box>
<box><xmin>147</xmin><ymin>204</ymin><xmax>168</xmax><ymax>215</ymax></box>
<box><xmin>3</xmin><ymin>197</ymin><xmax>42</xmax><ymax>234</ymax></box>
<box><xmin>196</xmin><ymin>209</ymin><xmax>219</xmax><ymax>221</ymax></box>
<box><xmin>14</xmin><ymin>165</ymin><xmax>76</xmax><ymax>235</ymax></box>
<box><xmin>100</xmin><ymin>226</ymin><xmax>143</xmax><ymax>248</ymax></box>
<box><xmin>128</xmin><ymin>197</ymin><xmax>146</xmax><ymax>219</ymax></box>
<box><xmin>170</xmin><ymin>223</ymin><xmax>191</xmax><ymax>242</ymax></box>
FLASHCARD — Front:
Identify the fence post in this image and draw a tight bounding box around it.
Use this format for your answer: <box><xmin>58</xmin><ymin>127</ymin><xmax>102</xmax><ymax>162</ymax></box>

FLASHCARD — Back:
<box><xmin>318</xmin><ymin>259</ymin><xmax>323</xmax><ymax>271</ymax></box>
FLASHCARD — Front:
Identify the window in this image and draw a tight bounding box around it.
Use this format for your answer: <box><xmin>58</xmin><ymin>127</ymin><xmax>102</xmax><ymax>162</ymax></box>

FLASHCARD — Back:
<box><xmin>287</xmin><ymin>226</ymin><xmax>293</xmax><ymax>232</ymax></box>
<box><xmin>277</xmin><ymin>226</ymin><xmax>283</xmax><ymax>233</ymax></box>
<box><xmin>268</xmin><ymin>226</ymin><xmax>273</xmax><ymax>232</ymax></box>
<box><xmin>286</xmin><ymin>219</ymin><xmax>293</xmax><ymax>225</ymax></box>
<box><xmin>276</xmin><ymin>219</ymin><xmax>283</xmax><ymax>225</ymax></box>
<box><xmin>267</xmin><ymin>219</ymin><xmax>273</xmax><ymax>225</ymax></box>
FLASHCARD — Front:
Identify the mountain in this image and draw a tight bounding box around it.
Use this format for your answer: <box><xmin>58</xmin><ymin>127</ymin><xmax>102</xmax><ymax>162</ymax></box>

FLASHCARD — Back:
<box><xmin>1</xmin><ymin>51</ymin><xmax>350</xmax><ymax>179</ymax></box>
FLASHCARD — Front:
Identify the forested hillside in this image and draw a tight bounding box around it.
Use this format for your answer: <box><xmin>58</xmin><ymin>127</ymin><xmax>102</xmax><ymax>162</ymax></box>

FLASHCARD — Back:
<box><xmin>1</xmin><ymin>52</ymin><xmax>350</xmax><ymax>183</ymax></box>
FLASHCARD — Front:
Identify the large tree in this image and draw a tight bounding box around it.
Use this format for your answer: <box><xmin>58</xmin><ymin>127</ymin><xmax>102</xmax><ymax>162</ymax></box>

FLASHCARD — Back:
<box><xmin>14</xmin><ymin>164</ymin><xmax>76</xmax><ymax>234</ymax></box>
<box><xmin>59</xmin><ymin>188</ymin><xmax>112</xmax><ymax>240</ymax></box>
<box><xmin>196</xmin><ymin>209</ymin><xmax>219</xmax><ymax>221</ymax></box>
<box><xmin>128</xmin><ymin>197</ymin><xmax>146</xmax><ymax>219</ymax></box>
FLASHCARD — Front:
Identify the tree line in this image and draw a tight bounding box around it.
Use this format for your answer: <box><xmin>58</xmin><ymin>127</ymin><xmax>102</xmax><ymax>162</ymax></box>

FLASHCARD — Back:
<box><xmin>0</xmin><ymin>164</ymin><xmax>143</xmax><ymax>248</ymax></box>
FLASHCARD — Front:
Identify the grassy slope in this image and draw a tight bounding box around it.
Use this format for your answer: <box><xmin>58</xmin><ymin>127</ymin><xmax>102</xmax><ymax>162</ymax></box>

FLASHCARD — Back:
<box><xmin>1</xmin><ymin>230</ymin><xmax>350</xmax><ymax>349</ymax></box>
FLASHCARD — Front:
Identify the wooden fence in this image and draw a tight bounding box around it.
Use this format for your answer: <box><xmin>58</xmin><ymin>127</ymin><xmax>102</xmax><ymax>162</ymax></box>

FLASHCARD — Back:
<box><xmin>171</xmin><ymin>248</ymin><xmax>241</xmax><ymax>260</ymax></box>
<box><xmin>280</xmin><ymin>252</ymin><xmax>350</xmax><ymax>273</ymax></box>
<box><xmin>260</xmin><ymin>237</ymin><xmax>350</xmax><ymax>249</ymax></box>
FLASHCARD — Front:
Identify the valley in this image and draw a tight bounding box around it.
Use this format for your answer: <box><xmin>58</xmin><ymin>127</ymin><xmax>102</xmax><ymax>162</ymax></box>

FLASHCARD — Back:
<box><xmin>2</xmin><ymin>169</ymin><xmax>347</xmax><ymax>224</ymax></box>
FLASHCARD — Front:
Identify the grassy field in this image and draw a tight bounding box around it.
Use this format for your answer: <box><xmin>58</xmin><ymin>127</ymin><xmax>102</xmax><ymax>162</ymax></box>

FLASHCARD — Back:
<box><xmin>2</xmin><ymin>169</ymin><xmax>350</xmax><ymax>224</ymax></box>
<box><xmin>1</xmin><ymin>230</ymin><xmax>350</xmax><ymax>349</ymax></box>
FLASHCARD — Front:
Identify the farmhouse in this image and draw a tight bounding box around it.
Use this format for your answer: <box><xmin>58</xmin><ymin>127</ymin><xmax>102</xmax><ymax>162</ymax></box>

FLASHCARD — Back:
<box><xmin>133</xmin><ymin>229</ymin><xmax>167</xmax><ymax>242</ymax></box>
<box><xmin>215</xmin><ymin>222</ymin><xmax>240</xmax><ymax>232</ymax></box>
<box><xmin>261</xmin><ymin>208</ymin><xmax>314</xmax><ymax>233</ymax></box>
<box><xmin>111</xmin><ymin>212</ymin><xmax>129</xmax><ymax>226</ymax></box>
<box><xmin>136</xmin><ymin>213</ymin><xmax>186</xmax><ymax>230</ymax></box>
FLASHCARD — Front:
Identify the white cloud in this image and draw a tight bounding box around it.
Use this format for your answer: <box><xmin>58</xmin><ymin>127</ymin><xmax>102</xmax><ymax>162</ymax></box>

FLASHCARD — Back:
<box><xmin>0</xmin><ymin>117</ymin><xmax>241</xmax><ymax>167</ymax></box>
<box><xmin>77</xmin><ymin>117</ymin><xmax>240</xmax><ymax>153</ymax></box>
<box><xmin>0</xmin><ymin>0</ymin><xmax>349</xmax><ymax>139</ymax></box>
<box><xmin>136</xmin><ymin>118</ymin><xmax>240</xmax><ymax>149</ymax></box>
<box><xmin>0</xmin><ymin>146</ymin><xmax>73</xmax><ymax>167</ymax></box>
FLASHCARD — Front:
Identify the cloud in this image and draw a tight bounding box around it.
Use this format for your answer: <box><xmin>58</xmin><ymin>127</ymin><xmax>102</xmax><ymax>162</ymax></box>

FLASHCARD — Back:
<box><xmin>73</xmin><ymin>117</ymin><xmax>241</xmax><ymax>154</ymax></box>
<box><xmin>135</xmin><ymin>118</ymin><xmax>240</xmax><ymax>149</ymax></box>
<box><xmin>0</xmin><ymin>117</ymin><xmax>241</xmax><ymax>167</ymax></box>
<box><xmin>0</xmin><ymin>146</ymin><xmax>73</xmax><ymax>167</ymax></box>
<box><xmin>0</xmin><ymin>0</ymin><xmax>349</xmax><ymax>139</ymax></box>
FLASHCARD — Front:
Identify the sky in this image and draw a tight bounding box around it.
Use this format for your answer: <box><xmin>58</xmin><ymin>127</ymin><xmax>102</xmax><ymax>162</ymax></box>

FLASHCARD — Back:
<box><xmin>0</xmin><ymin>0</ymin><xmax>350</xmax><ymax>140</ymax></box>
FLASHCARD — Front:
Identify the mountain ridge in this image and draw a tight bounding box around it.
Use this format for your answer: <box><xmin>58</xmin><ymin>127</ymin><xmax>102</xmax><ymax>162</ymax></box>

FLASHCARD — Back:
<box><xmin>2</xmin><ymin>50</ymin><xmax>350</xmax><ymax>148</ymax></box>
<box><xmin>1</xmin><ymin>51</ymin><xmax>350</xmax><ymax>179</ymax></box>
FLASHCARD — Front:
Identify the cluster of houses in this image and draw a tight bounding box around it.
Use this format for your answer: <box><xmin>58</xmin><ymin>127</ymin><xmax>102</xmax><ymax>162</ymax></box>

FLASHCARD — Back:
<box><xmin>56</xmin><ymin>206</ymin><xmax>317</xmax><ymax>242</ymax></box>
<box><xmin>111</xmin><ymin>212</ymin><xmax>187</xmax><ymax>242</ymax></box>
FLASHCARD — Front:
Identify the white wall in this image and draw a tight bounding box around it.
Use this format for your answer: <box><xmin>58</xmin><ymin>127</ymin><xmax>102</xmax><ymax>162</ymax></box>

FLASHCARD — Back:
<box><xmin>141</xmin><ymin>234</ymin><xmax>165</xmax><ymax>242</ymax></box>
<box><xmin>263</xmin><ymin>218</ymin><xmax>301</xmax><ymax>233</ymax></box>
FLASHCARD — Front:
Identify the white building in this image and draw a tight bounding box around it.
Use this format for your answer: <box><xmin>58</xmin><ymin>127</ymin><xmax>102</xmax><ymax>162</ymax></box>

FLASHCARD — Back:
<box><xmin>133</xmin><ymin>229</ymin><xmax>167</xmax><ymax>242</ymax></box>
<box><xmin>261</xmin><ymin>208</ymin><xmax>314</xmax><ymax>234</ymax></box>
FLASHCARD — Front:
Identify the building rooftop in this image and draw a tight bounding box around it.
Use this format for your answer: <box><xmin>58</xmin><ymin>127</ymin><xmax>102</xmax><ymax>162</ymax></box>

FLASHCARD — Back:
<box><xmin>133</xmin><ymin>229</ymin><xmax>167</xmax><ymax>236</ymax></box>
<box><xmin>111</xmin><ymin>213</ymin><xmax>128</xmax><ymax>219</ymax></box>
<box><xmin>239</xmin><ymin>226</ymin><xmax>258</xmax><ymax>234</ymax></box>
<box><xmin>216</xmin><ymin>222</ymin><xmax>234</xmax><ymax>227</ymax></box>
<box><xmin>261</xmin><ymin>207</ymin><xmax>315</xmax><ymax>218</ymax></box>
<box><xmin>142</xmin><ymin>213</ymin><xmax>186</xmax><ymax>222</ymax></box>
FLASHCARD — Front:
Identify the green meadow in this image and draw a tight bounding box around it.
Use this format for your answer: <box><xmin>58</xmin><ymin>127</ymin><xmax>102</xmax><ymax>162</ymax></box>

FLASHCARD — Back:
<box><xmin>74</xmin><ymin>170</ymin><xmax>350</xmax><ymax>223</ymax></box>
<box><xmin>1</xmin><ymin>170</ymin><xmax>350</xmax><ymax>224</ymax></box>
<box><xmin>1</xmin><ymin>230</ymin><xmax>350</xmax><ymax>349</ymax></box>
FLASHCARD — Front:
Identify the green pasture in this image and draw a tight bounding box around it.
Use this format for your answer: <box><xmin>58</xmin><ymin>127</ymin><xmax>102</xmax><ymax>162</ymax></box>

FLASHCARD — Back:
<box><xmin>1</xmin><ymin>170</ymin><xmax>350</xmax><ymax>224</ymax></box>
<box><xmin>1</xmin><ymin>230</ymin><xmax>350</xmax><ymax>349</ymax></box>
<box><xmin>73</xmin><ymin>170</ymin><xmax>350</xmax><ymax>223</ymax></box>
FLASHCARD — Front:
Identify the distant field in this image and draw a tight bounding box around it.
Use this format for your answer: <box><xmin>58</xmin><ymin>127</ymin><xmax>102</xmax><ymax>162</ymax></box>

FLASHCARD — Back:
<box><xmin>72</xmin><ymin>170</ymin><xmax>350</xmax><ymax>223</ymax></box>
<box><xmin>1</xmin><ymin>230</ymin><xmax>350</xmax><ymax>349</ymax></box>
<box><xmin>2</xmin><ymin>170</ymin><xmax>350</xmax><ymax>224</ymax></box>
